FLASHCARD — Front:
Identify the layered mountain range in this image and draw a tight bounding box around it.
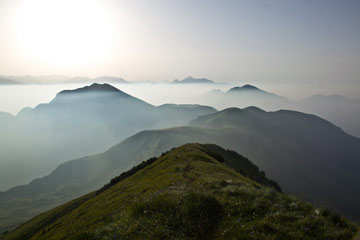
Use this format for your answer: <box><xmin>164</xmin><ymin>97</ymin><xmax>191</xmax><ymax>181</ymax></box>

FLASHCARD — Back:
<box><xmin>203</xmin><ymin>84</ymin><xmax>360</xmax><ymax>137</ymax></box>
<box><xmin>0</xmin><ymin>83</ymin><xmax>216</xmax><ymax>190</ymax></box>
<box><xmin>0</xmin><ymin>83</ymin><xmax>359</xmax><ymax>234</ymax></box>
<box><xmin>1</xmin><ymin>90</ymin><xmax>360</xmax><ymax>232</ymax></box>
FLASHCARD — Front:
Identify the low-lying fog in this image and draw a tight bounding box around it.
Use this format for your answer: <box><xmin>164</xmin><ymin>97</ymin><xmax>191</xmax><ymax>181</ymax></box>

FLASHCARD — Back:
<box><xmin>1</xmin><ymin>82</ymin><xmax>359</xmax><ymax>115</ymax></box>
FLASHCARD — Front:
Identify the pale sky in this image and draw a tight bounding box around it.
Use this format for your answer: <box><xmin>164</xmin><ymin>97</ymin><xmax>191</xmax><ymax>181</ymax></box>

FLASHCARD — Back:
<box><xmin>0</xmin><ymin>0</ymin><xmax>359</xmax><ymax>86</ymax></box>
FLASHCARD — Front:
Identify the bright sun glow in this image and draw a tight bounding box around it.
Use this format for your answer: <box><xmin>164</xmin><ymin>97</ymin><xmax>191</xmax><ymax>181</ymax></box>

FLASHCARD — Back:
<box><xmin>18</xmin><ymin>0</ymin><xmax>112</xmax><ymax>66</ymax></box>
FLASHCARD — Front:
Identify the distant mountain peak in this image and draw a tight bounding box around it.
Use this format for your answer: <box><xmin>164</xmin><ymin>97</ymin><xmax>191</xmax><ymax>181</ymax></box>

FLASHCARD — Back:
<box><xmin>58</xmin><ymin>83</ymin><xmax>121</xmax><ymax>95</ymax></box>
<box><xmin>51</xmin><ymin>83</ymin><xmax>140</xmax><ymax>104</ymax></box>
<box><xmin>241</xmin><ymin>84</ymin><xmax>259</xmax><ymax>90</ymax></box>
<box><xmin>221</xmin><ymin>107</ymin><xmax>244</xmax><ymax>114</ymax></box>
<box><xmin>217</xmin><ymin>107</ymin><xmax>267</xmax><ymax>116</ymax></box>
<box><xmin>244</xmin><ymin>106</ymin><xmax>266</xmax><ymax>113</ymax></box>
<box><xmin>228</xmin><ymin>84</ymin><xmax>261</xmax><ymax>92</ymax></box>
<box><xmin>172</xmin><ymin>76</ymin><xmax>215</xmax><ymax>84</ymax></box>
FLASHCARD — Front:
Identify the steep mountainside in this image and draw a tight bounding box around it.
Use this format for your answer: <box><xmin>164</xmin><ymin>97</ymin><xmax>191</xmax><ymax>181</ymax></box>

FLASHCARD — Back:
<box><xmin>115</xmin><ymin>108</ymin><xmax>360</xmax><ymax>221</ymax></box>
<box><xmin>1</xmin><ymin>144</ymin><xmax>356</xmax><ymax>240</ymax></box>
<box><xmin>1</xmin><ymin>107</ymin><xmax>360</xmax><ymax>232</ymax></box>
<box><xmin>0</xmin><ymin>83</ymin><xmax>216</xmax><ymax>190</ymax></box>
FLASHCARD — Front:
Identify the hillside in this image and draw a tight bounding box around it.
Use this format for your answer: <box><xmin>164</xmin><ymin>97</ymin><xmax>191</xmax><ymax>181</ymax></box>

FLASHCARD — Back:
<box><xmin>1</xmin><ymin>144</ymin><xmax>356</xmax><ymax>240</ymax></box>
<box><xmin>202</xmin><ymin>84</ymin><xmax>360</xmax><ymax>138</ymax></box>
<box><xmin>81</xmin><ymin>107</ymin><xmax>360</xmax><ymax>220</ymax></box>
<box><xmin>297</xmin><ymin>94</ymin><xmax>360</xmax><ymax>137</ymax></box>
<box><xmin>2</xmin><ymin>106</ymin><xmax>360</xmax><ymax>232</ymax></box>
<box><xmin>0</xmin><ymin>83</ymin><xmax>216</xmax><ymax>190</ymax></box>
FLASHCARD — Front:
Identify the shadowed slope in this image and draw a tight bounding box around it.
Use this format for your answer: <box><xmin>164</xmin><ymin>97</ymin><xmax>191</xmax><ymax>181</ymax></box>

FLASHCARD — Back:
<box><xmin>1</xmin><ymin>144</ymin><xmax>356</xmax><ymax>240</ymax></box>
<box><xmin>1</xmin><ymin>107</ymin><xmax>360</xmax><ymax>232</ymax></box>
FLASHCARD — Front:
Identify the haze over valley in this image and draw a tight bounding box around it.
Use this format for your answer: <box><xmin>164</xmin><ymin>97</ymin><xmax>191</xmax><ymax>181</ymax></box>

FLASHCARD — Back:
<box><xmin>0</xmin><ymin>0</ymin><xmax>359</xmax><ymax>239</ymax></box>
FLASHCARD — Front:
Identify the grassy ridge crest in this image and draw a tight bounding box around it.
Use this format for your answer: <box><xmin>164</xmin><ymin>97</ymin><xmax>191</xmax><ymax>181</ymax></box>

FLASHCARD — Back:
<box><xmin>1</xmin><ymin>143</ymin><xmax>356</xmax><ymax>240</ymax></box>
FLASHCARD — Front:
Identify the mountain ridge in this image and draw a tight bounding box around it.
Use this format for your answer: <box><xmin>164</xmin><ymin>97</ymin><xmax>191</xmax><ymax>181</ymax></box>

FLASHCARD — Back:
<box><xmin>1</xmin><ymin>144</ymin><xmax>356</xmax><ymax>240</ymax></box>
<box><xmin>1</xmin><ymin>106</ymin><xmax>360</xmax><ymax>232</ymax></box>
<box><xmin>201</xmin><ymin>84</ymin><xmax>360</xmax><ymax>137</ymax></box>
<box><xmin>58</xmin><ymin>83</ymin><xmax>122</xmax><ymax>94</ymax></box>
<box><xmin>227</xmin><ymin>84</ymin><xmax>262</xmax><ymax>92</ymax></box>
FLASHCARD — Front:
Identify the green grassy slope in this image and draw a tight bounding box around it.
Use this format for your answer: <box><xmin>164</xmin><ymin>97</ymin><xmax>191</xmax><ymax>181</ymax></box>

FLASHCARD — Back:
<box><xmin>2</xmin><ymin>144</ymin><xmax>356</xmax><ymax>240</ymax></box>
<box><xmin>2</xmin><ymin>106</ymin><xmax>360</xmax><ymax>233</ymax></box>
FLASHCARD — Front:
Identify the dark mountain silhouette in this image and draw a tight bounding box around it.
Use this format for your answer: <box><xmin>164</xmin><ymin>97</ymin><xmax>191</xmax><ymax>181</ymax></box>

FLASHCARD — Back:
<box><xmin>1</xmin><ymin>144</ymin><xmax>356</xmax><ymax>240</ymax></box>
<box><xmin>0</xmin><ymin>83</ymin><xmax>216</xmax><ymax>191</ymax></box>
<box><xmin>202</xmin><ymin>84</ymin><xmax>360</xmax><ymax>137</ymax></box>
<box><xmin>58</xmin><ymin>82</ymin><xmax>122</xmax><ymax>93</ymax></box>
<box><xmin>227</xmin><ymin>84</ymin><xmax>262</xmax><ymax>92</ymax></box>
<box><xmin>1</xmin><ymin>107</ymin><xmax>360</xmax><ymax>232</ymax></box>
<box><xmin>172</xmin><ymin>76</ymin><xmax>215</xmax><ymax>84</ymax></box>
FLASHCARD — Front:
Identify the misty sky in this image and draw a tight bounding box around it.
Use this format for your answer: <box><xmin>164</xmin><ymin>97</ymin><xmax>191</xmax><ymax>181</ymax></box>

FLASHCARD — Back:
<box><xmin>0</xmin><ymin>0</ymin><xmax>359</xmax><ymax>87</ymax></box>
